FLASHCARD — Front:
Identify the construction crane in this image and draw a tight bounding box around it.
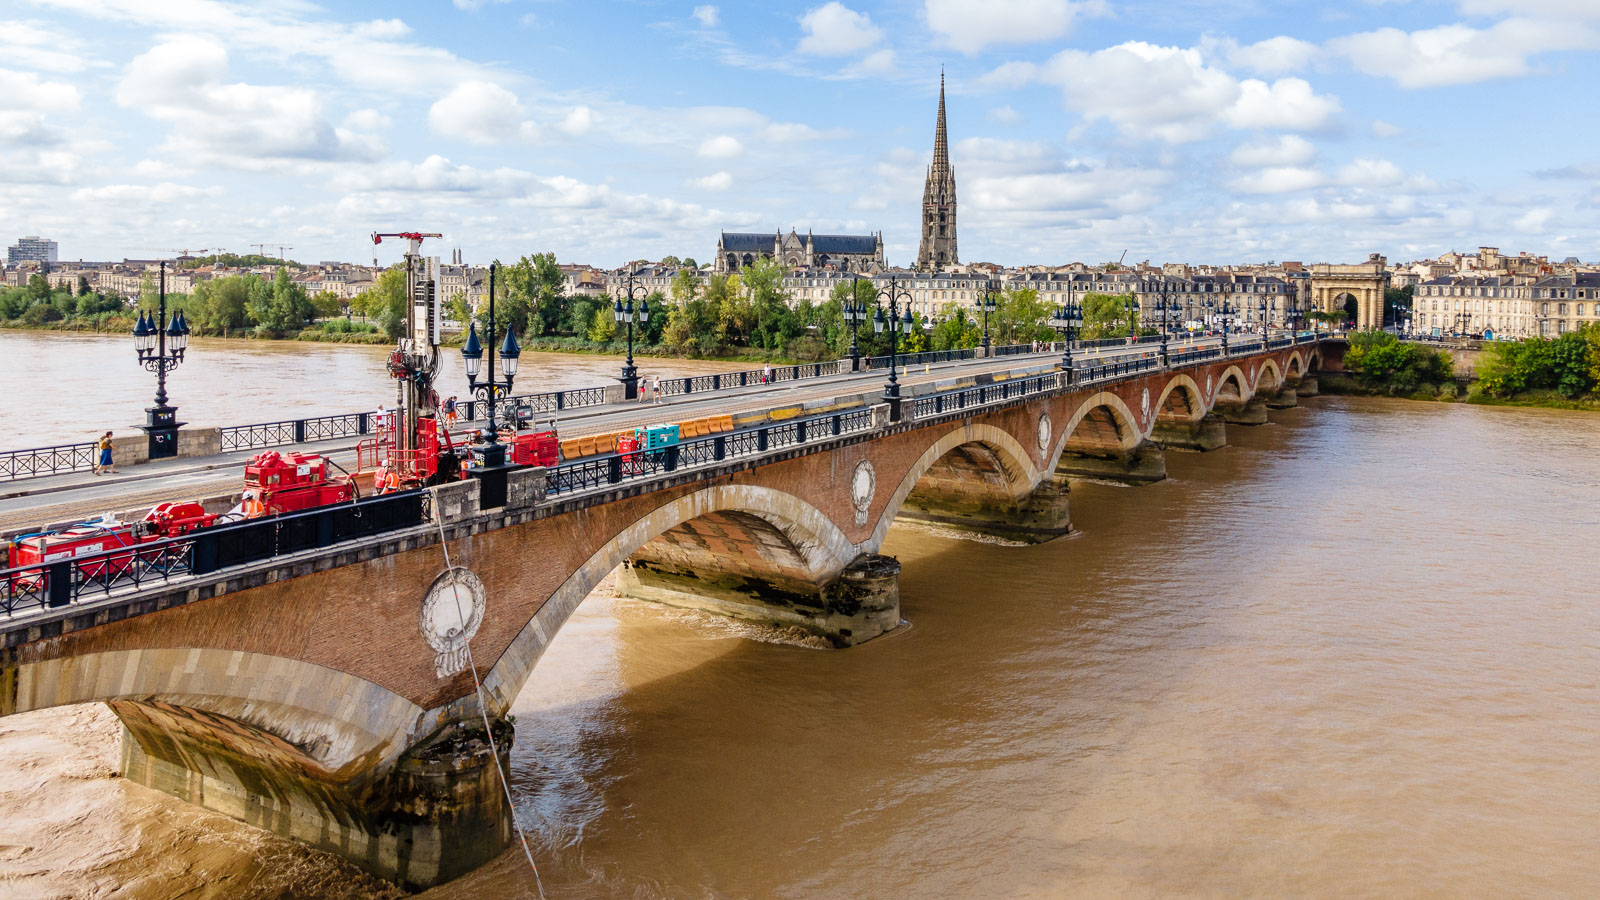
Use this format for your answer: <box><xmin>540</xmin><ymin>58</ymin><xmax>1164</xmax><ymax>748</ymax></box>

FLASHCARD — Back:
<box><xmin>135</xmin><ymin>247</ymin><xmax>213</xmax><ymax>260</ymax></box>
<box><xmin>250</xmin><ymin>243</ymin><xmax>295</xmax><ymax>261</ymax></box>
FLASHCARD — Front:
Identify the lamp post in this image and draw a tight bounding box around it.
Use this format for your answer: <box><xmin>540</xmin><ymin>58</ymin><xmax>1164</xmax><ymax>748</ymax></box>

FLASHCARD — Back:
<box><xmin>871</xmin><ymin>276</ymin><xmax>914</xmax><ymax>419</ymax></box>
<box><xmin>1219</xmin><ymin>299</ymin><xmax>1235</xmax><ymax>351</ymax></box>
<box><xmin>1156</xmin><ymin>297</ymin><xmax>1173</xmax><ymax>366</ymax></box>
<box><xmin>979</xmin><ymin>282</ymin><xmax>999</xmax><ymax>353</ymax></box>
<box><xmin>131</xmin><ymin>260</ymin><xmax>191</xmax><ymax>459</ymax></box>
<box><xmin>613</xmin><ymin>273</ymin><xmax>651</xmax><ymax>399</ymax></box>
<box><xmin>1258</xmin><ymin>297</ymin><xmax>1269</xmax><ymax>341</ymax></box>
<box><xmin>1050</xmin><ymin>302</ymin><xmax>1082</xmax><ymax>383</ymax></box>
<box><xmin>845</xmin><ymin>275</ymin><xmax>870</xmax><ymax>370</ymax></box>
<box><xmin>460</xmin><ymin>256</ymin><xmax>521</xmax><ymax>458</ymax></box>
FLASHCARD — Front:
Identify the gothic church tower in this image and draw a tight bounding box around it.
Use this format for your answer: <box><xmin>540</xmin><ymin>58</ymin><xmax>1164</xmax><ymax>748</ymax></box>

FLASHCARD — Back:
<box><xmin>916</xmin><ymin>72</ymin><xmax>958</xmax><ymax>272</ymax></box>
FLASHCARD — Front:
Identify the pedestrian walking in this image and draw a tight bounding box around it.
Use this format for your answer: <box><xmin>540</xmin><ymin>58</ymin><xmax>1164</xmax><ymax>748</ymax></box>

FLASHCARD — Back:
<box><xmin>444</xmin><ymin>395</ymin><xmax>458</xmax><ymax>427</ymax></box>
<box><xmin>638</xmin><ymin>374</ymin><xmax>649</xmax><ymax>403</ymax></box>
<box><xmin>763</xmin><ymin>362</ymin><xmax>773</xmax><ymax>384</ymax></box>
<box><xmin>652</xmin><ymin>375</ymin><xmax>662</xmax><ymax>403</ymax></box>
<box><xmin>94</xmin><ymin>430</ymin><xmax>115</xmax><ymax>475</ymax></box>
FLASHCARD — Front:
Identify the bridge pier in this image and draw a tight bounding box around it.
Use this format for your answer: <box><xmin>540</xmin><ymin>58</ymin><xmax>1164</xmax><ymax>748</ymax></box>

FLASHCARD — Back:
<box><xmin>1266</xmin><ymin>386</ymin><xmax>1299</xmax><ymax>409</ymax></box>
<box><xmin>1216</xmin><ymin>396</ymin><xmax>1269</xmax><ymax>425</ymax></box>
<box><xmin>1055</xmin><ymin>440</ymin><xmax>1167</xmax><ymax>484</ymax></box>
<box><xmin>896</xmin><ymin>468</ymin><xmax>1072</xmax><ymax>543</ymax></box>
<box><xmin>1297</xmin><ymin>374</ymin><xmax>1319</xmax><ymax>396</ymax></box>
<box><xmin>1152</xmin><ymin>412</ymin><xmax>1227</xmax><ymax>452</ymax></box>
<box><xmin>618</xmin><ymin>552</ymin><xmax>900</xmax><ymax>647</ymax></box>
<box><xmin>113</xmin><ymin>700</ymin><xmax>512</xmax><ymax>891</ymax></box>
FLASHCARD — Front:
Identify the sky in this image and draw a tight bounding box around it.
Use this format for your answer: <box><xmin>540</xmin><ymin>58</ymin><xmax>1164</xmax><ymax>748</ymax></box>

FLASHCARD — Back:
<box><xmin>3</xmin><ymin>0</ymin><xmax>1599</xmax><ymax>270</ymax></box>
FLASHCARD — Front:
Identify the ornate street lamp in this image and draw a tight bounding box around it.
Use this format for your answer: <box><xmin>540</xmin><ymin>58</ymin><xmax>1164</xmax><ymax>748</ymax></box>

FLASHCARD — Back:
<box><xmin>979</xmin><ymin>282</ymin><xmax>999</xmax><ymax>352</ymax></box>
<box><xmin>461</xmin><ymin>262</ymin><xmax>521</xmax><ymax>465</ymax></box>
<box><xmin>871</xmin><ymin>276</ymin><xmax>914</xmax><ymax>418</ymax></box>
<box><xmin>845</xmin><ymin>275</ymin><xmax>871</xmax><ymax>370</ymax></box>
<box><xmin>131</xmin><ymin>260</ymin><xmax>191</xmax><ymax>459</ymax></box>
<box><xmin>613</xmin><ymin>273</ymin><xmax>650</xmax><ymax>399</ymax></box>
<box><xmin>1218</xmin><ymin>299</ymin><xmax>1235</xmax><ymax>351</ymax></box>
<box><xmin>1050</xmin><ymin>302</ymin><xmax>1082</xmax><ymax>383</ymax></box>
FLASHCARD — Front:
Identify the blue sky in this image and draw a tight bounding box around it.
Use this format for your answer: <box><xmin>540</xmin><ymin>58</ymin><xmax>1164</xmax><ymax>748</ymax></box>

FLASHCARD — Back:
<box><xmin>3</xmin><ymin>0</ymin><xmax>1598</xmax><ymax>269</ymax></box>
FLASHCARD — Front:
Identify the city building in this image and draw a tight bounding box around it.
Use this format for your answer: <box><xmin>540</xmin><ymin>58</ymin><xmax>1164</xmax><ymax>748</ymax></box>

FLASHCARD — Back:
<box><xmin>916</xmin><ymin>74</ymin><xmax>958</xmax><ymax>272</ymax></box>
<box><xmin>1415</xmin><ymin>273</ymin><xmax>1600</xmax><ymax>337</ymax></box>
<box><xmin>713</xmin><ymin>229</ymin><xmax>885</xmax><ymax>274</ymax></box>
<box><xmin>8</xmin><ymin>236</ymin><xmax>58</xmax><ymax>265</ymax></box>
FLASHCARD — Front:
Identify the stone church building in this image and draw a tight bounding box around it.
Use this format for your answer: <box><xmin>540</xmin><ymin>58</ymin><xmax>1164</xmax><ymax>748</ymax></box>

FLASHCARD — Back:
<box><xmin>714</xmin><ymin>229</ymin><xmax>886</xmax><ymax>275</ymax></box>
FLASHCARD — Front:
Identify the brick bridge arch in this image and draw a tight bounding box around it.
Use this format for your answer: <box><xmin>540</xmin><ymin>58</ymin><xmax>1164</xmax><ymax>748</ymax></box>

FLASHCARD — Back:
<box><xmin>872</xmin><ymin>422</ymin><xmax>1044</xmax><ymax>547</ymax></box>
<box><xmin>481</xmin><ymin>483</ymin><xmax>862</xmax><ymax>713</ymax></box>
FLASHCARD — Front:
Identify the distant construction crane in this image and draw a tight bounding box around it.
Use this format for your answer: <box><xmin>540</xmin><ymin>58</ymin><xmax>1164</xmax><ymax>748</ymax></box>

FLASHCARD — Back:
<box><xmin>252</xmin><ymin>243</ymin><xmax>294</xmax><ymax>261</ymax></box>
<box><xmin>134</xmin><ymin>247</ymin><xmax>213</xmax><ymax>262</ymax></box>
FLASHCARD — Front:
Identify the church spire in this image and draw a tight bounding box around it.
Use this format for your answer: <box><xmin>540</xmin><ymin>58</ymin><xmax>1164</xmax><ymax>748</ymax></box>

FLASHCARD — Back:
<box><xmin>917</xmin><ymin>70</ymin><xmax>958</xmax><ymax>272</ymax></box>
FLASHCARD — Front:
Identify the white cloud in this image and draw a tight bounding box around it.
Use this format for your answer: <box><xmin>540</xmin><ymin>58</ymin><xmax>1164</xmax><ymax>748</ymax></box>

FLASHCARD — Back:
<box><xmin>1371</xmin><ymin>119</ymin><xmax>1404</xmax><ymax>138</ymax></box>
<box><xmin>1229</xmin><ymin>166</ymin><xmax>1327</xmax><ymax>194</ymax></box>
<box><xmin>1224</xmin><ymin>78</ymin><xmax>1341</xmax><ymax>131</ymax></box>
<box><xmin>560</xmin><ymin>105</ymin><xmax>595</xmax><ymax>136</ymax></box>
<box><xmin>0</xmin><ymin>67</ymin><xmax>82</xmax><ymax>111</ymax></box>
<box><xmin>988</xmin><ymin>105</ymin><xmax>1023</xmax><ymax>124</ymax></box>
<box><xmin>1327</xmin><ymin>18</ymin><xmax>1597</xmax><ymax>89</ymax></box>
<box><xmin>925</xmin><ymin>0</ymin><xmax>1107</xmax><ymax>55</ymax></box>
<box><xmin>1219</xmin><ymin>35</ymin><xmax>1317</xmax><ymax>75</ymax></box>
<box><xmin>0</xmin><ymin>22</ymin><xmax>102</xmax><ymax>73</ymax></box>
<box><xmin>70</xmin><ymin>182</ymin><xmax>222</xmax><ymax>205</ymax></box>
<box><xmin>846</xmin><ymin>48</ymin><xmax>897</xmax><ymax>76</ymax></box>
<box><xmin>689</xmin><ymin>171</ymin><xmax>733</xmax><ymax>191</ymax></box>
<box><xmin>1336</xmin><ymin>157</ymin><xmax>1407</xmax><ymax>187</ymax></box>
<box><xmin>1513</xmin><ymin>208</ymin><xmax>1552</xmax><ymax>233</ymax></box>
<box><xmin>452</xmin><ymin>0</ymin><xmax>510</xmax><ymax>10</ymax></box>
<box><xmin>697</xmin><ymin>135</ymin><xmax>744</xmax><ymax>158</ymax></box>
<box><xmin>1229</xmin><ymin>135</ymin><xmax>1317</xmax><ymax>168</ymax></box>
<box><xmin>428</xmin><ymin>81</ymin><xmax>528</xmax><ymax>144</ymax></box>
<box><xmin>1458</xmin><ymin>0</ymin><xmax>1600</xmax><ymax>17</ymax></box>
<box><xmin>693</xmin><ymin>5</ymin><xmax>719</xmax><ymax>28</ymax></box>
<box><xmin>116</xmin><ymin>36</ymin><xmax>384</xmax><ymax>163</ymax></box>
<box><xmin>344</xmin><ymin>108</ymin><xmax>391</xmax><ymax>131</ymax></box>
<box><xmin>797</xmin><ymin>2</ymin><xmax>883</xmax><ymax>56</ymax></box>
<box><xmin>1002</xmin><ymin>42</ymin><xmax>1342</xmax><ymax>143</ymax></box>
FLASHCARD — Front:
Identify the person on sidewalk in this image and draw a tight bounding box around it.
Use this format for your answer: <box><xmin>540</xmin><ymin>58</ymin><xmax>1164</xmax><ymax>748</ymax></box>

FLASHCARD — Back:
<box><xmin>652</xmin><ymin>375</ymin><xmax>662</xmax><ymax>403</ymax></box>
<box><xmin>94</xmin><ymin>431</ymin><xmax>115</xmax><ymax>475</ymax></box>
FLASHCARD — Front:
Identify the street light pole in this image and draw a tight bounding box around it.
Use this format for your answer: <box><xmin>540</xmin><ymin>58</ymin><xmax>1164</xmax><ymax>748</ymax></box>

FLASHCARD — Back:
<box><xmin>613</xmin><ymin>273</ymin><xmax>650</xmax><ymax>399</ymax></box>
<box><xmin>872</xmin><ymin>276</ymin><xmax>913</xmax><ymax>420</ymax></box>
<box><xmin>846</xmin><ymin>275</ymin><xmax>870</xmax><ymax>370</ymax></box>
<box><xmin>980</xmin><ymin>282</ymin><xmax>998</xmax><ymax>353</ymax></box>
<box><xmin>1050</xmin><ymin>302</ymin><xmax>1081</xmax><ymax>384</ymax></box>
<box><xmin>461</xmin><ymin>262</ymin><xmax>522</xmax><ymax>464</ymax></box>
<box><xmin>131</xmin><ymin>260</ymin><xmax>191</xmax><ymax>459</ymax></box>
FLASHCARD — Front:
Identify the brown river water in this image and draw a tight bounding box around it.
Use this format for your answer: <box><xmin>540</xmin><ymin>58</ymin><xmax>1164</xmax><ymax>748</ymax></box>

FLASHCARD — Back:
<box><xmin>2</xmin><ymin>335</ymin><xmax>1599</xmax><ymax>898</ymax></box>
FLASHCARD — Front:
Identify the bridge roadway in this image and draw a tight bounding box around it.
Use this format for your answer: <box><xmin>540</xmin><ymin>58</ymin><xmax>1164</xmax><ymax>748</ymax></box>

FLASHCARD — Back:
<box><xmin>0</xmin><ymin>334</ymin><xmax>1332</xmax><ymax>889</ymax></box>
<box><xmin>0</xmin><ymin>337</ymin><xmax>1218</xmax><ymax>534</ymax></box>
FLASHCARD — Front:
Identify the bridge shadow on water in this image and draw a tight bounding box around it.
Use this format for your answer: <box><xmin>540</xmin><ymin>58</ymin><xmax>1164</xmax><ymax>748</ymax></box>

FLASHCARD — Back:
<box><xmin>421</xmin><ymin>403</ymin><xmax>1333</xmax><ymax>899</ymax></box>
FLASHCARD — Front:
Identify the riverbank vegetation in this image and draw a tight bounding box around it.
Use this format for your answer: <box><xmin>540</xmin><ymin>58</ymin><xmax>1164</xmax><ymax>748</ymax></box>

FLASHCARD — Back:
<box><xmin>1325</xmin><ymin>328</ymin><xmax>1600</xmax><ymax>409</ymax></box>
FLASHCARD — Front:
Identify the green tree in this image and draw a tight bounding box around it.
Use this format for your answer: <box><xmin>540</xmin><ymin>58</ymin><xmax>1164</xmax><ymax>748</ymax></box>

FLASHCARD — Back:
<box><xmin>191</xmin><ymin>276</ymin><xmax>253</xmax><ymax>333</ymax></box>
<box><xmin>930</xmin><ymin>304</ymin><xmax>983</xmax><ymax>351</ymax></box>
<box><xmin>311</xmin><ymin>290</ymin><xmax>343</xmax><ymax>320</ymax></box>
<box><xmin>499</xmin><ymin>252</ymin><xmax>566</xmax><ymax>337</ymax></box>
<box><xmin>659</xmin><ymin>255</ymin><xmax>682</xmax><ymax>267</ymax></box>
<box><xmin>741</xmin><ymin>257</ymin><xmax>796</xmax><ymax>350</ymax></box>
<box><xmin>1081</xmin><ymin>292</ymin><xmax>1137</xmax><ymax>339</ymax></box>
<box><xmin>249</xmin><ymin>266</ymin><xmax>314</xmax><ymax>334</ymax></box>
<box><xmin>587</xmin><ymin>304</ymin><xmax>617</xmax><ymax>342</ymax></box>
<box><xmin>358</xmin><ymin>268</ymin><xmax>410</xmax><ymax>339</ymax></box>
<box><xmin>992</xmin><ymin>287</ymin><xmax>1055</xmax><ymax>344</ymax></box>
<box><xmin>1344</xmin><ymin>331</ymin><xmax>1452</xmax><ymax>394</ymax></box>
<box><xmin>681</xmin><ymin>257</ymin><xmax>698</xmax><ymax>270</ymax></box>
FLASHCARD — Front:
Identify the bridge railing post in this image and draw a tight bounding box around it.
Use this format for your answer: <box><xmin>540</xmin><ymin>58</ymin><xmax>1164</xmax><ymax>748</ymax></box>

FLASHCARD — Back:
<box><xmin>665</xmin><ymin>445</ymin><xmax>679</xmax><ymax>471</ymax></box>
<box><xmin>714</xmin><ymin>435</ymin><xmax>726</xmax><ymax>460</ymax></box>
<box><xmin>757</xmin><ymin>427</ymin><xmax>768</xmax><ymax>452</ymax></box>
<box><xmin>608</xmin><ymin>456</ymin><xmax>622</xmax><ymax>484</ymax></box>
<box><xmin>46</xmin><ymin>561</ymin><xmax>71</xmax><ymax>607</ymax></box>
<box><xmin>293</xmin><ymin>419</ymin><xmax>306</xmax><ymax>444</ymax></box>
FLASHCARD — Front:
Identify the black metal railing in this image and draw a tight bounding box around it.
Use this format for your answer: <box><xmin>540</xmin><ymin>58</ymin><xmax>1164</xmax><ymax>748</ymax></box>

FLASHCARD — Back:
<box><xmin>658</xmin><ymin>361</ymin><xmax>839</xmax><ymax>397</ymax></box>
<box><xmin>545</xmin><ymin>406</ymin><xmax>877</xmax><ymax>499</ymax></box>
<box><xmin>1169</xmin><ymin>346</ymin><xmax>1224</xmax><ymax>366</ymax></box>
<box><xmin>991</xmin><ymin>342</ymin><xmax>1037</xmax><ymax>357</ymax></box>
<box><xmin>1077</xmin><ymin>355</ymin><xmax>1162</xmax><ymax>384</ymax></box>
<box><xmin>864</xmin><ymin>348</ymin><xmax>977</xmax><ymax>370</ymax></box>
<box><xmin>219</xmin><ymin>412</ymin><xmax>369</xmax><ymax>453</ymax></box>
<box><xmin>911</xmin><ymin>374</ymin><xmax>1057</xmax><ymax>419</ymax></box>
<box><xmin>0</xmin><ymin>490</ymin><xmax>429</xmax><ymax>618</ymax></box>
<box><xmin>0</xmin><ymin>440</ymin><xmax>99</xmax><ymax>482</ymax></box>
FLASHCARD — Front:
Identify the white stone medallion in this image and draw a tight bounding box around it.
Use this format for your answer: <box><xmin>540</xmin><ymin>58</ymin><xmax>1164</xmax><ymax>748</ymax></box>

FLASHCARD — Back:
<box><xmin>1036</xmin><ymin>412</ymin><xmax>1052</xmax><ymax>454</ymax></box>
<box><xmin>1206</xmin><ymin>372</ymin><xmax>1214</xmax><ymax>400</ymax></box>
<box><xmin>1140</xmin><ymin>387</ymin><xmax>1151</xmax><ymax>425</ymax></box>
<box><xmin>421</xmin><ymin>567</ymin><xmax>486</xmax><ymax>678</ymax></box>
<box><xmin>851</xmin><ymin>459</ymin><xmax>876</xmax><ymax>526</ymax></box>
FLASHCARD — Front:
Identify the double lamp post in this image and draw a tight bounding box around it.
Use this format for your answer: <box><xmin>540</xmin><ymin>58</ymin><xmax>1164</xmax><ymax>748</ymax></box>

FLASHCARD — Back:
<box><xmin>130</xmin><ymin>260</ymin><xmax>192</xmax><ymax>459</ymax></box>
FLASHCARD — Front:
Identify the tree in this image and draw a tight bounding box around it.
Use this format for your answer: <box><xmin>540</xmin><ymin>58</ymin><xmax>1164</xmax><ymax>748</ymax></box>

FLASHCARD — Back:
<box><xmin>587</xmin><ymin>305</ymin><xmax>616</xmax><ymax>342</ymax></box>
<box><xmin>76</xmin><ymin>275</ymin><xmax>92</xmax><ymax>297</ymax></box>
<box><xmin>445</xmin><ymin>290</ymin><xmax>472</xmax><ymax>329</ymax></box>
<box><xmin>358</xmin><ymin>268</ymin><xmax>410</xmax><ymax>339</ymax></box>
<box><xmin>682</xmin><ymin>257</ymin><xmax>698</xmax><ymax>270</ymax></box>
<box><xmin>1344</xmin><ymin>331</ymin><xmax>1452</xmax><ymax>394</ymax></box>
<box><xmin>671</xmin><ymin>268</ymin><xmax>701</xmax><ymax>304</ymax></box>
<box><xmin>250</xmin><ymin>266</ymin><xmax>314</xmax><ymax>334</ymax></box>
<box><xmin>192</xmin><ymin>276</ymin><xmax>254</xmax><ymax>334</ymax></box>
<box><xmin>499</xmin><ymin>252</ymin><xmax>566</xmax><ymax>337</ymax></box>
<box><xmin>311</xmin><ymin>290</ymin><xmax>343</xmax><ymax>320</ymax></box>
<box><xmin>659</xmin><ymin>255</ymin><xmax>682</xmax><ymax>267</ymax></box>
<box><xmin>741</xmin><ymin>257</ymin><xmax>796</xmax><ymax>350</ymax></box>
<box><xmin>930</xmin><ymin>304</ymin><xmax>983</xmax><ymax>351</ymax></box>
<box><xmin>992</xmin><ymin>287</ymin><xmax>1055</xmax><ymax>345</ymax></box>
<box><xmin>1081</xmin><ymin>292</ymin><xmax>1136</xmax><ymax>339</ymax></box>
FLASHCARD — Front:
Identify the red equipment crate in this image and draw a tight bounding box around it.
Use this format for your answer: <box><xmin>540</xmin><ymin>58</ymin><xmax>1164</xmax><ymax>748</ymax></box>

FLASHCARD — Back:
<box><xmin>510</xmin><ymin>429</ymin><xmax>560</xmax><ymax>468</ymax></box>
<box><xmin>242</xmin><ymin>451</ymin><xmax>355</xmax><ymax>516</ymax></box>
<box><xmin>7</xmin><ymin>521</ymin><xmax>140</xmax><ymax>586</ymax></box>
<box><xmin>616</xmin><ymin>433</ymin><xmax>643</xmax><ymax>475</ymax></box>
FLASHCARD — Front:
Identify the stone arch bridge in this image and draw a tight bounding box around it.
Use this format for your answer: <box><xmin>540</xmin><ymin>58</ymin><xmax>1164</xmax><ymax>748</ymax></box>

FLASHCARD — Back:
<box><xmin>0</xmin><ymin>340</ymin><xmax>1334</xmax><ymax>888</ymax></box>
